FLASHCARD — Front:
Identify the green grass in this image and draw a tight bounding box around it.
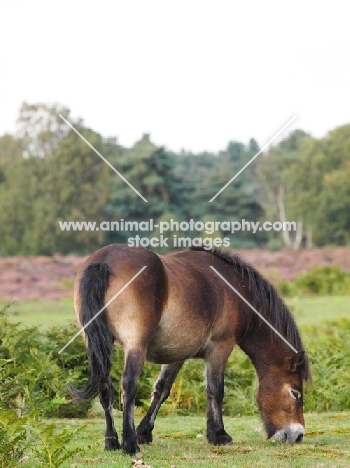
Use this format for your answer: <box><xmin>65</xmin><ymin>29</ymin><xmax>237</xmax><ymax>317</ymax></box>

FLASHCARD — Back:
<box><xmin>286</xmin><ymin>295</ymin><xmax>350</xmax><ymax>326</ymax></box>
<box><xmin>2</xmin><ymin>294</ymin><xmax>349</xmax><ymax>329</ymax></box>
<box><xmin>0</xmin><ymin>297</ymin><xmax>74</xmax><ymax>327</ymax></box>
<box><xmin>22</xmin><ymin>413</ymin><xmax>350</xmax><ymax>467</ymax></box>
<box><xmin>1</xmin><ymin>296</ymin><xmax>349</xmax><ymax>466</ymax></box>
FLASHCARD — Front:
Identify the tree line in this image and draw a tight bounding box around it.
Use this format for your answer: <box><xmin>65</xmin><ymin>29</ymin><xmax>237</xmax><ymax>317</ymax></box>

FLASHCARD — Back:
<box><xmin>0</xmin><ymin>102</ymin><xmax>349</xmax><ymax>255</ymax></box>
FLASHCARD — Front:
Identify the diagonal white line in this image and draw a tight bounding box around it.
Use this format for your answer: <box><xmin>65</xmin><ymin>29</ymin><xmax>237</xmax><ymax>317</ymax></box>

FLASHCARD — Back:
<box><xmin>210</xmin><ymin>266</ymin><xmax>298</xmax><ymax>353</ymax></box>
<box><xmin>209</xmin><ymin>115</ymin><xmax>297</xmax><ymax>202</ymax></box>
<box><xmin>58</xmin><ymin>266</ymin><xmax>147</xmax><ymax>354</ymax></box>
<box><xmin>59</xmin><ymin>114</ymin><xmax>148</xmax><ymax>202</ymax></box>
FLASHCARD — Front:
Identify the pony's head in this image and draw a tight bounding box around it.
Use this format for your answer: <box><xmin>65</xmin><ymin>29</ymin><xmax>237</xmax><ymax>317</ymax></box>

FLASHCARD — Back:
<box><xmin>256</xmin><ymin>350</ymin><xmax>310</xmax><ymax>443</ymax></box>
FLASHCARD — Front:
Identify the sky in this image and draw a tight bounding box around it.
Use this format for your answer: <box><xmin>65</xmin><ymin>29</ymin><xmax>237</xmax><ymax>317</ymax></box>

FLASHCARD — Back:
<box><xmin>0</xmin><ymin>0</ymin><xmax>349</xmax><ymax>153</ymax></box>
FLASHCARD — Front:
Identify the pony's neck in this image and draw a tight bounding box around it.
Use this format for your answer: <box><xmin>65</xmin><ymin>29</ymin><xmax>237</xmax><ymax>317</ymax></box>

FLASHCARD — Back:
<box><xmin>238</xmin><ymin>333</ymin><xmax>290</xmax><ymax>382</ymax></box>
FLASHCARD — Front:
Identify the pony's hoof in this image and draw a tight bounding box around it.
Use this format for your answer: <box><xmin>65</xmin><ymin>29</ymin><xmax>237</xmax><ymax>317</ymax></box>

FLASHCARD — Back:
<box><xmin>104</xmin><ymin>437</ymin><xmax>121</xmax><ymax>450</ymax></box>
<box><xmin>216</xmin><ymin>434</ymin><xmax>233</xmax><ymax>446</ymax></box>
<box><xmin>208</xmin><ymin>430</ymin><xmax>233</xmax><ymax>446</ymax></box>
<box><xmin>220</xmin><ymin>435</ymin><xmax>233</xmax><ymax>446</ymax></box>
<box><xmin>136</xmin><ymin>429</ymin><xmax>153</xmax><ymax>445</ymax></box>
<box><xmin>122</xmin><ymin>441</ymin><xmax>140</xmax><ymax>455</ymax></box>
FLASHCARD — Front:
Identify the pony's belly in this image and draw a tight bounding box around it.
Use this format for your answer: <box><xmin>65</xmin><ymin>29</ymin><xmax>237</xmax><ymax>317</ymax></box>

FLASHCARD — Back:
<box><xmin>146</xmin><ymin>345</ymin><xmax>193</xmax><ymax>364</ymax></box>
<box><xmin>146</xmin><ymin>315</ymin><xmax>211</xmax><ymax>364</ymax></box>
<box><xmin>146</xmin><ymin>339</ymin><xmax>203</xmax><ymax>364</ymax></box>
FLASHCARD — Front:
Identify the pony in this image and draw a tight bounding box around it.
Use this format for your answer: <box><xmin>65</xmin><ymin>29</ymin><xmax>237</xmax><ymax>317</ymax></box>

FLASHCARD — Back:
<box><xmin>71</xmin><ymin>244</ymin><xmax>311</xmax><ymax>454</ymax></box>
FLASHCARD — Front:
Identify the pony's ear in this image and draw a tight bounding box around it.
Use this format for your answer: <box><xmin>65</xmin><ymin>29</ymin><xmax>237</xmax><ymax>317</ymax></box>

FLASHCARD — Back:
<box><xmin>290</xmin><ymin>350</ymin><xmax>305</xmax><ymax>373</ymax></box>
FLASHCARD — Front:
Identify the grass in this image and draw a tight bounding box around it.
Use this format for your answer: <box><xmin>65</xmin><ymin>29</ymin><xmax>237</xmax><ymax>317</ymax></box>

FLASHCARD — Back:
<box><xmin>1</xmin><ymin>296</ymin><xmax>349</xmax><ymax>466</ymax></box>
<box><xmin>0</xmin><ymin>297</ymin><xmax>74</xmax><ymax>327</ymax></box>
<box><xmin>1</xmin><ymin>294</ymin><xmax>349</xmax><ymax>328</ymax></box>
<box><xmin>287</xmin><ymin>295</ymin><xmax>350</xmax><ymax>326</ymax></box>
<box><xmin>22</xmin><ymin>413</ymin><xmax>350</xmax><ymax>467</ymax></box>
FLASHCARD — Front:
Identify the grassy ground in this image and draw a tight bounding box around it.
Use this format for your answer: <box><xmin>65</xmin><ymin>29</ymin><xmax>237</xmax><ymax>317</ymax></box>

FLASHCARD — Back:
<box><xmin>0</xmin><ymin>297</ymin><xmax>74</xmax><ymax>327</ymax></box>
<box><xmin>25</xmin><ymin>413</ymin><xmax>350</xmax><ymax>468</ymax></box>
<box><xmin>287</xmin><ymin>295</ymin><xmax>350</xmax><ymax>326</ymax></box>
<box><xmin>2</xmin><ymin>296</ymin><xmax>349</xmax><ymax>466</ymax></box>
<box><xmin>2</xmin><ymin>294</ymin><xmax>349</xmax><ymax>328</ymax></box>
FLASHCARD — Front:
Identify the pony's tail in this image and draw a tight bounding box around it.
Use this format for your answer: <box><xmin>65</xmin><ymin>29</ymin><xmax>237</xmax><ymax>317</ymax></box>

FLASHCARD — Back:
<box><xmin>70</xmin><ymin>263</ymin><xmax>114</xmax><ymax>401</ymax></box>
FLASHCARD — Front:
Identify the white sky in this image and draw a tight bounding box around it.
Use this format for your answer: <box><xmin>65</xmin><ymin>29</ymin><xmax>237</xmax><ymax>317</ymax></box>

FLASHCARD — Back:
<box><xmin>0</xmin><ymin>0</ymin><xmax>349</xmax><ymax>153</ymax></box>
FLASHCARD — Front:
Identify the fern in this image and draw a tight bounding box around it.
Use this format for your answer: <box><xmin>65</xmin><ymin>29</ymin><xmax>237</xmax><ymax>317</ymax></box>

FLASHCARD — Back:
<box><xmin>0</xmin><ymin>409</ymin><xmax>29</xmax><ymax>467</ymax></box>
<box><xmin>31</xmin><ymin>421</ymin><xmax>82</xmax><ymax>468</ymax></box>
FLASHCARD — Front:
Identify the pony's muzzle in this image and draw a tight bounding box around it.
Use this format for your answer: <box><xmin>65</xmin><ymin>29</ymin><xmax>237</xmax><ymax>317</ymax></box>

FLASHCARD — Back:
<box><xmin>270</xmin><ymin>424</ymin><xmax>305</xmax><ymax>443</ymax></box>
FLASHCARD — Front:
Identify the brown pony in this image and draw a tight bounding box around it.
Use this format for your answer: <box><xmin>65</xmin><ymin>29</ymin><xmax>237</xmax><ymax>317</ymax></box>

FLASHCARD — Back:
<box><xmin>71</xmin><ymin>244</ymin><xmax>311</xmax><ymax>455</ymax></box>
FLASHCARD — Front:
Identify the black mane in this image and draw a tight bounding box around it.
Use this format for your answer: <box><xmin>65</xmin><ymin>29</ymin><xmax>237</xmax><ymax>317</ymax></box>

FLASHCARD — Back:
<box><xmin>190</xmin><ymin>246</ymin><xmax>311</xmax><ymax>381</ymax></box>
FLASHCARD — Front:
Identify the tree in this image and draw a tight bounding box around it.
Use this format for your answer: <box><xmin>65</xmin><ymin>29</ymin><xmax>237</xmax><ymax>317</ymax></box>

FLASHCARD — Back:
<box><xmin>256</xmin><ymin>130</ymin><xmax>310</xmax><ymax>249</ymax></box>
<box><xmin>286</xmin><ymin>125</ymin><xmax>350</xmax><ymax>246</ymax></box>
<box><xmin>0</xmin><ymin>104</ymin><xmax>115</xmax><ymax>255</ymax></box>
<box><xmin>318</xmin><ymin>167</ymin><xmax>350</xmax><ymax>244</ymax></box>
<box><xmin>105</xmin><ymin>134</ymin><xmax>182</xmax><ymax>243</ymax></box>
<box><xmin>44</xmin><ymin>125</ymin><xmax>112</xmax><ymax>253</ymax></box>
<box><xmin>16</xmin><ymin>102</ymin><xmax>71</xmax><ymax>158</ymax></box>
<box><xmin>207</xmin><ymin>139</ymin><xmax>264</xmax><ymax>248</ymax></box>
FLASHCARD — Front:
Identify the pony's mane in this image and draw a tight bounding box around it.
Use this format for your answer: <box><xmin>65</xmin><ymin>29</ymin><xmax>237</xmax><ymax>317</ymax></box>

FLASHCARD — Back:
<box><xmin>190</xmin><ymin>246</ymin><xmax>311</xmax><ymax>381</ymax></box>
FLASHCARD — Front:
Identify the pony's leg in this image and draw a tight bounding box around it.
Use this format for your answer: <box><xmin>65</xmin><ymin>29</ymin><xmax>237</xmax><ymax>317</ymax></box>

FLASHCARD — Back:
<box><xmin>99</xmin><ymin>376</ymin><xmax>120</xmax><ymax>450</ymax></box>
<box><xmin>121</xmin><ymin>349</ymin><xmax>146</xmax><ymax>455</ymax></box>
<box><xmin>136</xmin><ymin>361</ymin><xmax>184</xmax><ymax>444</ymax></box>
<box><xmin>205</xmin><ymin>345</ymin><xmax>233</xmax><ymax>446</ymax></box>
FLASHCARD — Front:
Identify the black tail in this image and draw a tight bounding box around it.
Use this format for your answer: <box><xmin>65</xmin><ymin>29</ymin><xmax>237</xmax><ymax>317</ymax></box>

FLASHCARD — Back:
<box><xmin>70</xmin><ymin>263</ymin><xmax>114</xmax><ymax>401</ymax></box>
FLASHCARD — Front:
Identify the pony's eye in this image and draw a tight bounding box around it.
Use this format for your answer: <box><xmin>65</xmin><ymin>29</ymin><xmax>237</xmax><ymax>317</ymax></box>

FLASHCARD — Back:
<box><xmin>290</xmin><ymin>389</ymin><xmax>301</xmax><ymax>400</ymax></box>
